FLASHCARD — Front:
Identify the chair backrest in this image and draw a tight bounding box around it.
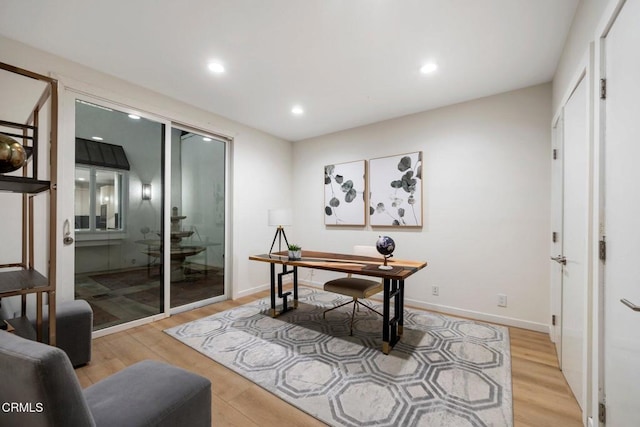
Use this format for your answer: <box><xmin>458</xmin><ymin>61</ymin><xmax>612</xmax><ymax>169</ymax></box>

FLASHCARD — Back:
<box><xmin>0</xmin><ymin>330</ymin><xmax>95</xmax><ymax>427</ymax></box>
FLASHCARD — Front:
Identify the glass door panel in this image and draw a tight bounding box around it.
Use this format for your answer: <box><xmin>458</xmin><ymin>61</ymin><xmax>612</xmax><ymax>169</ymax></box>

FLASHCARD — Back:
<box><xmin>74</xmin><ymin>99</ymin><xmax>165</xmax><ymax>330</ymax></box>
<box><xmin>170</xmin><ymin>128</ymin><xmax>225</xmax><ymax>308</ymax></box>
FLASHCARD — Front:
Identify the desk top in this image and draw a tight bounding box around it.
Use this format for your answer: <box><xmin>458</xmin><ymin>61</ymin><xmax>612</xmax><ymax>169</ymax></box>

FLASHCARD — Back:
<box><xmin>249</xmin><ymin>250</ymin><xmax>427</xmax><ymax>280</ymax></box>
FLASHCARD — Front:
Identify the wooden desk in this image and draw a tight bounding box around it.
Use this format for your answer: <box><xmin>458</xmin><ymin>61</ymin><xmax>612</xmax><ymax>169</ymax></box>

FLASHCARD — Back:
<box><xmin>249</xmin><ymin>250</ymin><xmax>427</xmax><ymax>354</ymax></box>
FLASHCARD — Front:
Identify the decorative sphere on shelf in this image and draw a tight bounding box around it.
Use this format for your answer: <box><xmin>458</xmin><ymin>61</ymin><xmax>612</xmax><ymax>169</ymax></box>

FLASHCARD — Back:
<box><xmin>0</xmin><ymin>134</ymin><xmax>29</xmax><ymax>174</ymax></box>
<box><xmin>376</xmin><ymin>236</ymin><xmax>396</xmax><ymax>256</ymax></box>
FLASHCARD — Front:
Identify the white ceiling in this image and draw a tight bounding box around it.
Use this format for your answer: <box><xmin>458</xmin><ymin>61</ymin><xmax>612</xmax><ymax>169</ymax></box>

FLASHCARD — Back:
<box><xmin>0</xmin><ymin>0</ymin><xmax>579</xmax><ymax>142</ymax></box>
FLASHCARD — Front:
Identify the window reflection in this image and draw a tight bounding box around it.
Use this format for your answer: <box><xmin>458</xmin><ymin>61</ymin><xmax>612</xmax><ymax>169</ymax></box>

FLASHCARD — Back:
<box><xmin>74</xmin><ymin>167</ymin><xmax>125</xmax><ymax>231</ymax></box>
<box><xmin>75</xmin><ymin>168</ymin><xmax>90</xmax><ymax>230</ymax></box>
<box><xmin>170</xmin><ymin>129</ymin><xmax>225</xmax><ymax>308</ymax></box>
<box><xmin>96</xmin><ymin>170</ymin><xmax>122</xmax><ymax>230</ymax></box>
<box><xmin>74</xmin><ymin>98</ymin><xmax>164</xmax><ymax>331</ymax></box>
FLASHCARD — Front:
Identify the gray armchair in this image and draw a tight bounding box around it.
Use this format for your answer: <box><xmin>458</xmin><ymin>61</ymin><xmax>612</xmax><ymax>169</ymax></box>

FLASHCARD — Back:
<box><xmin>0</xmin><ymin>330</ymin><xmax>211</xmax><ymax>427</ymax></box>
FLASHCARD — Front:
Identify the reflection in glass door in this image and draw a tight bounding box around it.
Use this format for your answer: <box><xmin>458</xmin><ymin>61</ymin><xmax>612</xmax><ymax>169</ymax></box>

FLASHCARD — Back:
<box><xmin>74</xmin><ymin>99</ymin><xmax>165</xmax><ymax>330</ymax></box>
<box><xmin>170</xmin><ymin>128</ymin><xmax>225</xmax><ymax>308</ymax></box>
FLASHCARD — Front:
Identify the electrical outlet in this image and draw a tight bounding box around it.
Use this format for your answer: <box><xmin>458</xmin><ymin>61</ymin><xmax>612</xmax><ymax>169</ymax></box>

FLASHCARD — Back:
<box><xmin>498</xmin><ymin>294</ymin><xmax>507</xmax><ymax>307</ymax></box>
<box><xmin>432</xmin><ymin>285</ymin><xmax>439</xmax><ymax>296</ymax></box>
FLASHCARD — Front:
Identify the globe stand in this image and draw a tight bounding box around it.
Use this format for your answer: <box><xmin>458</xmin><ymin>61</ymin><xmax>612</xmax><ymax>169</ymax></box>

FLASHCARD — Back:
<box><xmin>378</xmin><ymin>254</ymin><xmax>393</xmax><ymax>270</ymax></box>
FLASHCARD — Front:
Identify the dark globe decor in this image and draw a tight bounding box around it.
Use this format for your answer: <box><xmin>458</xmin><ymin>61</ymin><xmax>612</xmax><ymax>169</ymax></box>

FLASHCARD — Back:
<box><xmin>376</xmin><ymin>235</ymin><xmax>395</xmax><ymax>270</ymax></box>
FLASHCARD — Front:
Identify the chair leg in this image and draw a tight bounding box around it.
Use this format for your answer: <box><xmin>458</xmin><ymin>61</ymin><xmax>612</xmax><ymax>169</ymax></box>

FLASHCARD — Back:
<box><xmin>356</xmin><ymin>300</ymin><xmax>383</xmax><ymax>317</ymax></box>
<box><xmin>323</xmin><ymin>298</ymin><xmax>356</xmax><ymax>319</ymax></box>
<box><xmin>322</xmin><ymin>298</ymin><xmax>377</xmax><ymax>336</ymax></box>
<box><xmin>349</xmin><ymin>299</ymin><xmax>357</xmax><ymax>335</ymax></box>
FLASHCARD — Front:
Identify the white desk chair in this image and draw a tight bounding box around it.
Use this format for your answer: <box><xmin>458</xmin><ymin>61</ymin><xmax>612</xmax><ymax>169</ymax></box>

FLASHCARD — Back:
<box><xmin>323</xmin><ymin>245</ymin><xmax>384</xmax><ymax>335</ymax></box>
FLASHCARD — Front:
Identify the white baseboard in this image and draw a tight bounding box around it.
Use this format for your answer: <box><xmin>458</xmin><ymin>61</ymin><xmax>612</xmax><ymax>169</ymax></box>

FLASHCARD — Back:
<box><xmin>92</xmin><ymin>312</ymin><xmax>167</xmax><ymax>338</ymax></box>
<box><xmin>295</xmin><ymin>280</ymin><xmax>550</xmax><ymax>334</ymax></box>
<box><xmin>403</xmin><ymin>299</ymin><xmax>550</xmax><ymax>333</ymax></box>
<box><xmin>235</xmin><ymin>273</ymin><xmax>294</xmax><ymax>299</ymax></box>
<box><xmin>235</xmin><ymin>282</ymin><xmax>270</xmax><ymax>299</ymax></box>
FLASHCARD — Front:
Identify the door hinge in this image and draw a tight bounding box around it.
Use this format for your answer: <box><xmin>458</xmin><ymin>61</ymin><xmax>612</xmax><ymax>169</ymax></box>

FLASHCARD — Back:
<box><xmin>552</xmin><ymin>315</ymin><xmax>556</xmax><ymax>326</ymax></box>
<box><xmin>599</xmin><ymin>402</ymin><xmax>606</xmax><ymax>423</ymax></box>
<box><xmin>600</xmin><ymin>79</ymin><xmax>607</xmax><ymax>100</ymax></box>
<box><xmin>553</xmin><ymin>148</ymin><xmax>558</xmax><ymax>160</ymax></box>
<box><xmin>552</xmin><ymin>231</ymin><xmax>558</xmax><ymax>243</ymax></box>
<box><xmin>599</xmin><ymin>236</ymin><xmax>607</xmax><ymax>262</ymax></box>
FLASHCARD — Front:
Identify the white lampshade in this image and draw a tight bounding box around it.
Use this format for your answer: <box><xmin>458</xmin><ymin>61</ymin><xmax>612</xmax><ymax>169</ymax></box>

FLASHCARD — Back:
<box><xmin>268</xmin><ymin>208</ymin><xmax>292</xmax><ymax>227</ymax></box>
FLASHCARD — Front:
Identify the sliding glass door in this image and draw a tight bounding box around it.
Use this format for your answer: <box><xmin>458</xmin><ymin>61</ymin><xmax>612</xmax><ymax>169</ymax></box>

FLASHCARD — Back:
<box><xmin>71</xmin><ymin>95</ymin><xmax>228</xmax><ymax>330</ymax></box>
<box><xmin>74</xmin><ymin>99</ymin><xmax>165</xmax><ymax>330</ymax></box>
<box><xmin>169</xmin><ymin>127</ymin><xmax>226</xmax><ymax>309</ymax></box>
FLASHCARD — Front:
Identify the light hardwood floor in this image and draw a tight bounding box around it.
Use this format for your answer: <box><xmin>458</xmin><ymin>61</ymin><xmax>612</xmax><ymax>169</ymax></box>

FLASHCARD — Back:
<box><xmin>76</xmin><ymin>288</ymin><xmax>582</xmax><ymax>427</ymax></box>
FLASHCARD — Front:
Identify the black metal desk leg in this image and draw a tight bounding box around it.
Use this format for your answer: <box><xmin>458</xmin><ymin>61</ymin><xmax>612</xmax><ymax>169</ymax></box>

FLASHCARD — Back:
<box><xmin>269</xmin><ymin>264</ymin><xmax>296</xmax><ymax>317</ymax></box>
<box><xmin>389</xmin><ymin>279</ymin><xmax>398</xmax><ymax>348</ymax></box>
<box><xmin>293</xmin><ymin>266</ymin><xmax>299</xmax><ymax>308</ymax></box>
<box><xmin>278</xmin><ymin>266</ymin><xmax>288</xmax><ymax>312</ymax></box>
<box><xmin>398</xmin><ymin>280</ymin><xmax>405</xmax><ymax>336</ymax></box>
<box><xmin>382</xmin><ymin>277</ymin><xmax>391</xmax><ymax>354</ymax></box>
<box><xmin>270</xmin><ymin>263</ymin><xmax>276</xmax><ymax>317</ymax></box>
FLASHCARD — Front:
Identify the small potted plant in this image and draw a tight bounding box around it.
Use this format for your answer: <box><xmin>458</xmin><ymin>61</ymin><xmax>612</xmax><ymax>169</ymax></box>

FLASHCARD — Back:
<box><xmin>288</xmin><ymin>244</ymin><xmax>302</xmax><ymax>260</ymax></box>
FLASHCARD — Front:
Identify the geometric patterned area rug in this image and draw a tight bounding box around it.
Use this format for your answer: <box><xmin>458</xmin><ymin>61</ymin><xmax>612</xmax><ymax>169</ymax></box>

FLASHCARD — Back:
<box><xmin>165</xmin><ymin>287</ymin><xmax>513</xmax><ymax>427</ymax></box>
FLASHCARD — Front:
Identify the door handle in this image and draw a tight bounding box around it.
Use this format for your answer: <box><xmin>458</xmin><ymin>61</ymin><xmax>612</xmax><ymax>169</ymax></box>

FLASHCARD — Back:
<box><xmin>63</xmin><ymin>219</ymin><xmax>74</xmax><ymax>245</ymax></box>
<box><xmin>551</xmin><ymin>255</ymin><xmax>566</xmax><ymax>265</ymax></box>
<box><xmin>621</xmin><ymin>299</ymin><xmax>640</xmax><ymax>312</ymax></box>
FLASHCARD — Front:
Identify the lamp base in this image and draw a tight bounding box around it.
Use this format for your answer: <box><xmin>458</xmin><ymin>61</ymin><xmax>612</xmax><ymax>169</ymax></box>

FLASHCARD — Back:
<box><xmin>269</xmin><ymin>226</ymin><xmax>290</xmax><ymax>255</ymax></box>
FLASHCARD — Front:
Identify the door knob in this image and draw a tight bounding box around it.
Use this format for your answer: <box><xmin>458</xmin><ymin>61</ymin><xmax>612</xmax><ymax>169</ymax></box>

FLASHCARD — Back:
<box><xmin>63</xmin><ymin>219</ymin><xmax>74</xmax><ymax>245</ymax></box>
<box><xmin>551</xmin><ymin>255</ymin><xmax>566</xmax><ymax>265</ymax></box>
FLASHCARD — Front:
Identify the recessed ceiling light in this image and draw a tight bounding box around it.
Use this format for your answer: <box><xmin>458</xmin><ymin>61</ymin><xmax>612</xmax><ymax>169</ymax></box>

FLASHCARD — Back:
<box><xmin>420</xmin><ymin>62</ymin><xmax>438</xmax><ymax>74</ymax></box>
<box><xmin>91</xmin><ymin>136</ymin><xmax>104</xmax><ymax>141</ymax></box>
<box><xmin>207</xmin><ymin>62</ymin><xmax>225</xmax><ymax>73</ymax></box>
<box><xmin>128</xmin><ymin>114</ymin><xmax>141</xmax><ymax>120</ymax></box>
<box><xmin>291</xmin><ymin>105</ymin><xmax>304</xmax><ymax>115</ymax></box>
<box><xmin>203</xmin><ymin>137</ymin><xmax>212</xmax><ymax>142</ymax></box>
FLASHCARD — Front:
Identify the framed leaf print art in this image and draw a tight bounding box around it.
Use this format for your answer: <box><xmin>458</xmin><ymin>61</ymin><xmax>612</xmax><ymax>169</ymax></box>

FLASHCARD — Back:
<box><xmin>369</xmin><ymin>152</ymin><xmax>423</xmax><ymax>227</ymax></box>
<box><xmin>324</xmin><ymin>160</ymin><xmax>366</xmax><ymax>226</ymax></box>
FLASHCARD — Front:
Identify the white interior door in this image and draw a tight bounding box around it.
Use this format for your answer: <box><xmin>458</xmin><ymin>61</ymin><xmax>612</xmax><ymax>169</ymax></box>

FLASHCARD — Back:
<box><xmin>561</xmin><ymin>76</ymin><xmax>588</xmax><ymax>411</ymax></box>
<box><xmin>550</xmin><ymin>116</ymin><xmax>564</xmax><ymax>364</ymax></box>
<box><xmin>603</xmin><ymin>0</ymin><xmax>640</xmax><ymax>424</ymax></box>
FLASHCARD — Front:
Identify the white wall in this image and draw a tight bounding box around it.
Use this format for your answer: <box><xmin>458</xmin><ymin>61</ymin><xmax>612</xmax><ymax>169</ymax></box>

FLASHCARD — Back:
<box><xmin>293</xmin><ymin>84</ymin><xmax>552</xmax><ymax>330</ymax></box>
<box><xmin>0</xmin><ymin>35</ymin><xmax>292</xmax><ymax>302</ymax></box>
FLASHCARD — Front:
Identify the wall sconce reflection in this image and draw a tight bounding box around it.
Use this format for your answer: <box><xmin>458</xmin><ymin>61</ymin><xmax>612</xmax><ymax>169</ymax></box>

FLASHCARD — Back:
<box><xmin>142</xmin><ymin>183</ymin><xmax>152</xmax><ymax>200</ymax></box>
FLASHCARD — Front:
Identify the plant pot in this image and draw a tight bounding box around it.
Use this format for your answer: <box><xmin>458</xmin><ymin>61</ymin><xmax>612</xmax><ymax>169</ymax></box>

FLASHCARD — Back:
<box><xmin>288</xmin><ymin>250</ymin><xmax>302</xmax><ymax>260</ymax></box>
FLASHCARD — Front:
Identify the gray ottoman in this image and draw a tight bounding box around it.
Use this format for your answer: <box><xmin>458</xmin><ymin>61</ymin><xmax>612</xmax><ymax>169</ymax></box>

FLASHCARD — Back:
<box><xmin>85</xmin><ymin>360</ymin><xmax>212</xmax><ymax>427</ymax></box>
<box><xmin>28</xmin><ymin>299</ymin><xmax>93</xmax><ymax>367</ymax></box>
